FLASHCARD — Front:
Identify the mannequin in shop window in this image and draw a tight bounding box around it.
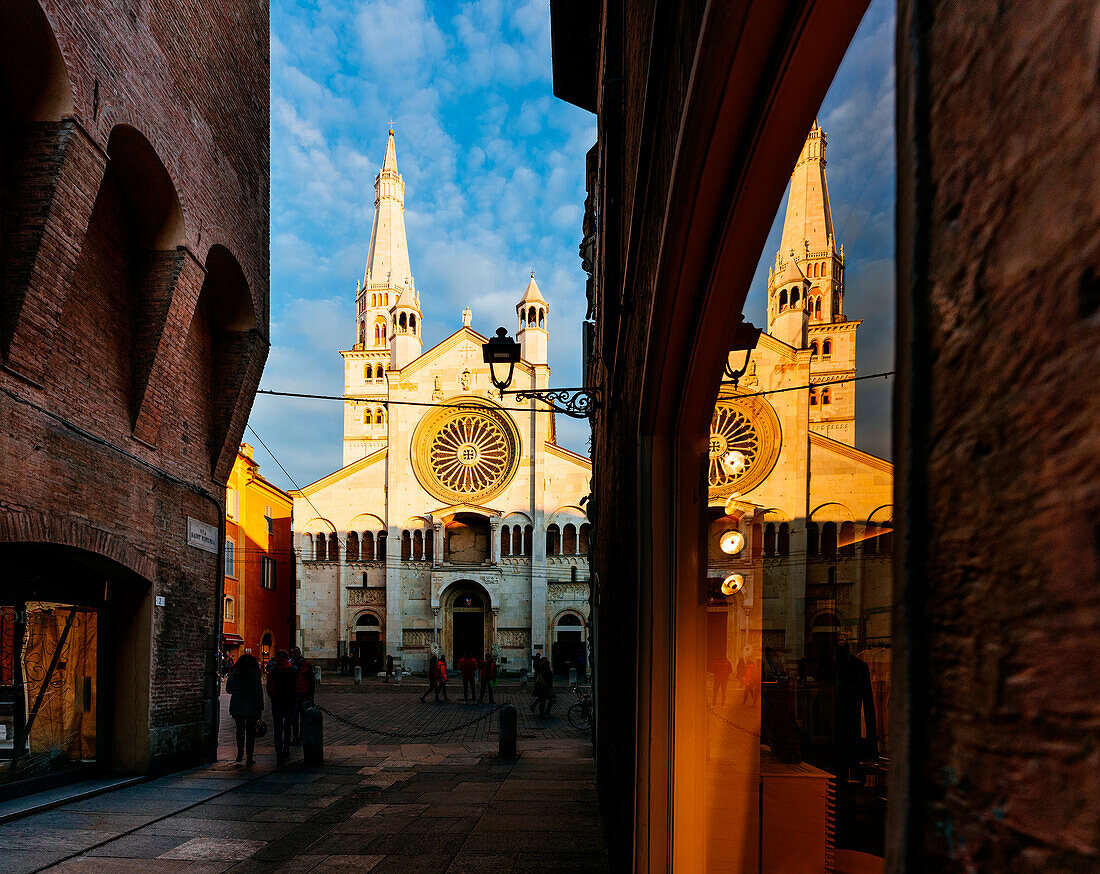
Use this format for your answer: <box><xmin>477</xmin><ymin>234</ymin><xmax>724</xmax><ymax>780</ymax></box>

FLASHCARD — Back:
<box><xmin>833</xmin><ymin>642</ymin><xmax>878</xmax><ymax>778</ymax></box>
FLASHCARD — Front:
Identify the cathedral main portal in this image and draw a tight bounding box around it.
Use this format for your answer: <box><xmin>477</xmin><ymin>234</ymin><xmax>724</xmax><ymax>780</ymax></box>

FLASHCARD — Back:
<box><xmin>445</xmin><ymin>584</ymin><xmax>488</xmax><ymax>666</ymax></box>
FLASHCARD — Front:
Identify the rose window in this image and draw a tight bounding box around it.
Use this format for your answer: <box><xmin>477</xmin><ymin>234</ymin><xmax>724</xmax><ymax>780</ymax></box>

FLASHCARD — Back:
<box><xmin>708</xmin><ymin>395</ymin><xmax>782</xmax><ymax>497</ymax></box>
<box><xmin>412</xmin><ymin>400</ymin><xmax>521</xmax><ymax>504</ymax></box>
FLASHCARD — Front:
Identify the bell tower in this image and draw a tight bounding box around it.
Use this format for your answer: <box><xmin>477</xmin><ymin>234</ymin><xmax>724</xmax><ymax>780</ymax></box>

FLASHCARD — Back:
<box><xmin>516</xmin><ymin>273</ymin><xmax>549</xmax><ymax>366</ymax></box>
<box><xmin>766</xmin><ymin>122</ymin><xmax>860</xmax><ymax>445</ymax></box>
<box><xmin>342</xmin><ymin>126</ymin><xmax>421</xmax><ymax>464</ymax></box>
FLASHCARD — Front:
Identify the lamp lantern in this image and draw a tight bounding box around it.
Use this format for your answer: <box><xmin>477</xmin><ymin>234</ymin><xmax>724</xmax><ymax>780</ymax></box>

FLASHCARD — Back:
<box><xmin>721</xmin><ymin>574</ymin><xmax>744</xmax><ymax>596</ymax></box>
<box><xmin>482</xmin><ymin>327</ymin><xmax>521</xmax><ymax>391</ymax></box>
<box><xmin>719</xmin><ymin>529</ymin><xmax>746</xmax><ymax>556</ymax></box>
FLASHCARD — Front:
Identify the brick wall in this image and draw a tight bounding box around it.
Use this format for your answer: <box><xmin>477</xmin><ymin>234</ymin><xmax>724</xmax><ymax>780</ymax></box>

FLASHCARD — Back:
<box><xmin>0</xmin><ymin>0</ymin><xmax>268</xmax><ymax>776</ymax></box>
<box><xmin>898</xmin><ymin>0</ymin><xmax>1100</xmax><ymax>868</ymax></box>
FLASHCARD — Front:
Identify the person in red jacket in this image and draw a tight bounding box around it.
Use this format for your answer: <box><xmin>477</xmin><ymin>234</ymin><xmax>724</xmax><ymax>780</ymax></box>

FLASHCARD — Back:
<box><xmin>457</xmin><ymin>652</ymin><xmax>479</xmax><ymax>704</ymax></box>
<box><xmin>290</xmin><ymin>646</ymin><xmax>315</xmax><ymax>744</ymax></box>
<box><xmin>478</xmin><ymin>652</ymin><xmax>497</xmax><ymax>704</ymax></box>
<box><xmin>434</xmin><ymin>656</ymin><xmax>449</xmax><ymax>702</ymax></box>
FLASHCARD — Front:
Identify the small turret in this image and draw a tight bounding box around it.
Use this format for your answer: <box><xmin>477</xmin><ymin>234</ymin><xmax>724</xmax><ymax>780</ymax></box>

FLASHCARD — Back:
<box><xmin>390</xmin><ymin>278</ymin><xmax>422</xmax><ymax>369</ymax></box>
<box><xmin>516</xmin><ymin>274</ymin><xmax>548</xmax><ymax>365</ymax></box>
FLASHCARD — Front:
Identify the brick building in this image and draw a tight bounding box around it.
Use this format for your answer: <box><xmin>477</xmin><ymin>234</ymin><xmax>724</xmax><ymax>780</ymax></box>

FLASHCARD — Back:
<box><xmin>221</xmin><ymin>446</ymin><xmax>293</xmax><ymax>665</ymax></box>
<box><xmin>552</xmin><ymin>0</ymin><xmax>1097</xmax><ymax>871</ymax></box>
<box><xmin>0</xmin><ymin>0</ymin><xmax>268</xmax><ymax>794</ymax></box>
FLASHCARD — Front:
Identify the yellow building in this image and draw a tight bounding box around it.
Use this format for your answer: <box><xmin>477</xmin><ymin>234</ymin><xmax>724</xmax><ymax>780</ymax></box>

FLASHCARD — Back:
<box><xmin>222</xmin><ymin>445</ymin><xmax>295</xmax><ymax>663</ymax></box>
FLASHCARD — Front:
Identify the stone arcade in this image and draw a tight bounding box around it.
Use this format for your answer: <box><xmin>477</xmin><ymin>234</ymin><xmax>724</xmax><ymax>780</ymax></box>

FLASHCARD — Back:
<box><xmin>292</xmin><ymin>130</ymin><xmax>592</xmax><ymax>674</ymax></box>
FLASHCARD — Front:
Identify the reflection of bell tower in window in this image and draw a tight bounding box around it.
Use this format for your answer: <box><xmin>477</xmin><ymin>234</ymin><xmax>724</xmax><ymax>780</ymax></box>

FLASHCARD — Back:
<box><xmin>765</xmin><ymin>122</ymin><xmax>860</xmax><ymax>446</ymax></box>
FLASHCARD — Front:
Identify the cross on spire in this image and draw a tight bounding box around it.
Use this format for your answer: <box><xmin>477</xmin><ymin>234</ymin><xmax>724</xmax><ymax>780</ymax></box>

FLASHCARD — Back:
<box><xmin>388</xmin><ymin>119</ymin><xmax>395</xmax><ymax>135</ymax></box>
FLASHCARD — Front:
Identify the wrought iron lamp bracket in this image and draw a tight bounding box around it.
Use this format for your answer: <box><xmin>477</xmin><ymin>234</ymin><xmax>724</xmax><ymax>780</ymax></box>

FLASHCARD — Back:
<box><xmin>502</xmin><ymin>387</ymin><xmax>602</xmax><ymax>419</ymax></box>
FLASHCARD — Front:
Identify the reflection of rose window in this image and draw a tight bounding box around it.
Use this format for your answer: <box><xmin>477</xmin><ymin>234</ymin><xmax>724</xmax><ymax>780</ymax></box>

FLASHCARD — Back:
<box><xmin>708</xmin><ymin>405</ymin><xmax>760</xmax><ymax>487</ymax></box>
<box><xmin>430</xmin><ymin>413</ymin><xmax>511</xmax><ymax>494</ymax></box>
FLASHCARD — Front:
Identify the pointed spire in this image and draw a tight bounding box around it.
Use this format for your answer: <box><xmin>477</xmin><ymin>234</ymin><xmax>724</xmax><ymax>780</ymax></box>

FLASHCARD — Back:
<box><xmin>777</xmin><ymin>124</ymin><xmax>834</xmax><ymax>261</ymax></box>
<box><xmin>519</xmin><ymin>272</ymin><xmax>548</xmax><ymax>305</ymax></box>
<box><xmin>363</xmin><ymin>126</ymin><xmax>413</xmax><ymax>292</ymax></box>
<box><xmin>382</xmin><ymin>126</ymin><xmax>398</xmax><ymax>173</ymax></box>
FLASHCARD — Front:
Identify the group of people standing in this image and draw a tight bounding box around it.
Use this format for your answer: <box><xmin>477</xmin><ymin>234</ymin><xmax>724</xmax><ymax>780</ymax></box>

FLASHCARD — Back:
<box><xmin>225</xmin><ymin>646</ymin><xmax>315</xmax><ymax>766</ymax></box>
<box><xmin>708</xmin><ymin>654</ymin><xmax>759</xmax><ymax>706</ymax></box>
<box><xmin>420</xmin><ymin>652</ymin><xmax>498</xmax><ymax>704</ymax></box>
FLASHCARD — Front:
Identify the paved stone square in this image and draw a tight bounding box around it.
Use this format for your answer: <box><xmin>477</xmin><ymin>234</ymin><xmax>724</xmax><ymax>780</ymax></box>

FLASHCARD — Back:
<box><xmin>0</xmin><ymin>687</ymin><xmax>607</xmax><ymax>873</ymax></box>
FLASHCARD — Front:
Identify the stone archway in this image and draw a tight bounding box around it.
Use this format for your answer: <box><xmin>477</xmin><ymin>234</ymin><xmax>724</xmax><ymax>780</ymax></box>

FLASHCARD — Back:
<box><xmin>441</xmin><ymin>581</ymin><xmax>492</xmax><ymax>669</ymax></box>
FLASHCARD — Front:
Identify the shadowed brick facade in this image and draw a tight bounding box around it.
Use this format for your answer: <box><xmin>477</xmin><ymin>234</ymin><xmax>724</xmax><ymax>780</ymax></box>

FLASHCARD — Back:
<box><xmin>0</xmin><ymin>0</ymin><xmax>268</xmax><ymax>785</ymax></box>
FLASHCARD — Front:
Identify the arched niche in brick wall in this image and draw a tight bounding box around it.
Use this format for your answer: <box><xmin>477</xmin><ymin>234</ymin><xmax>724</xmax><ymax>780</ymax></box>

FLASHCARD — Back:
<box><xmin>105</xmin><ymin>125</ymin><xmax>185</xmax><ymax>250</ymax></box>
<box><xmin>0</xmin><ymin>1</ymin><xmax>79</xmax><ymax>373</ymax></box>
<box><xmin>199</xmin><ymin>244</ymin><xmax>260</xmax><ymax>480</ymax></box>
<box><xmin>0</xmin><ymin>0</ymin><xmax>74</xmax><ymax>123</ymax></box>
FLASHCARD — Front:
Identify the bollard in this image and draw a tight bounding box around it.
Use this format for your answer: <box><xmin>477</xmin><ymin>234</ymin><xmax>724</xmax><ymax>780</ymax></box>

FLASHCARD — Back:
<box><xmin>302</xmin><ymin>703</ymin><xmax>324</xmax><ymax>765</ymax></box>
<box><xmin>498</xmin><ymin>703</ymin><xmax>517</xmax><ymax>758</ymax></box>
<box><xmin>313</xmin><ymin>665</ymin><xmax>322</xmax><ymax>686</ymax></box>
<box><xmin>568</xmin><ymin>667</ymin><xmax>577</xmax><ymax>686</ymax></box>
<box><xmin>395</xmin><ymin>667</ymin><xmax>402</xmax><ymax>684</ymax></box>
<box><xmin>354</xmin><ymin>666</ymin><xmax>362</xmax><ymax>685</ymax></box>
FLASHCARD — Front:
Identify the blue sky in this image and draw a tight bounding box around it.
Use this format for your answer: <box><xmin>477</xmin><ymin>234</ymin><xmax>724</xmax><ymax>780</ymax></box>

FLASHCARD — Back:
<box><xmin>249</xmin><ymin>0</ymin><xmax>895</xmax><ymax>492</ymax></box>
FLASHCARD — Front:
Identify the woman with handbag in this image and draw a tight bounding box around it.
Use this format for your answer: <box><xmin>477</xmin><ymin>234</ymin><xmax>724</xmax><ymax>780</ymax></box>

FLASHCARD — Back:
<box><xmin>226</xmin><ymin>652</ymin><xmax>264</xmax><ymax>765</ymax></box>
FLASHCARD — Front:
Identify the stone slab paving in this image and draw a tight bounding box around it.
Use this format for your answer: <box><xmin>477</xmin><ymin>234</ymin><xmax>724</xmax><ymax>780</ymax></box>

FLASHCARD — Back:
<box><xmin>0</xmin><ymin>689</ymin><xmax>607</xmax><ymax>874</ymax></box>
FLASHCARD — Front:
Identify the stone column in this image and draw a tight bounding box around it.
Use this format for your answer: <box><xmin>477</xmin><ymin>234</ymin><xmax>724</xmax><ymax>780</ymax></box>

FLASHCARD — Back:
<box><xmin>490</xmin><ymin>517</ymin><xmax>501</xmax><ymax>564</ymax></box>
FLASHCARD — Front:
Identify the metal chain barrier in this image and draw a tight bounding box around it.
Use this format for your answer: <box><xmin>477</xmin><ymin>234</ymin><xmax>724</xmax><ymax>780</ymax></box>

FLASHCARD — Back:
<box><xmin>706</xmin><ymin>704</ymin><xmax>762</xmax><ymax>740</ymax></box>
<box><xmin>316</xmin><ymin>701</ymin><xmax>506</xmax><ymax>740</ymax></box>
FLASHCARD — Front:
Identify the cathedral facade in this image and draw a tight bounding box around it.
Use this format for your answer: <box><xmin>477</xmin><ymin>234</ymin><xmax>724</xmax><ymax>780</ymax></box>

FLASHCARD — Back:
<box><xmin>704</xmin><ymin>123</ymin><xmax>894</xmax><ymax>680</ymax></box>
<box><xmin>292</xmin><ymin>131</ymin><xmax>592</xmax><ymax>674</ymax></box>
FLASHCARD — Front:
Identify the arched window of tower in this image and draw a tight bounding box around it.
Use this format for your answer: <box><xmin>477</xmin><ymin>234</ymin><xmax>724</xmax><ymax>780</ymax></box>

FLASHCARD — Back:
<box><xmin>823</xmin><ymin>339</ymin><xmax>832</xmax><ymax>357</ymax></box>
<box><xmin>822</xmin><ymin>388</ymin><xmax>831</xmax><ymax>404</ymax></box>
<box><xmin>501</xmin><ymin>526</ymin><xmax>511</xmax><ymax>556</ymax></box>
<box><xmin>539</xmin><ymin>309</ymin><xmax>545</xmax><ymax>328</ymax></box>
<box><xmin>401</xmin><ymin>530</ymin><xmax>411</xmax><ymax>560</ymax></box>
<box><xmin>791</xmin><ymin>288</ymin><xmax>800</xmax><ymax>307</ymax></box>
<box><xmin>524</xmin><ymin>525</ymin><xmax>533</xmax><ymax>556</ymax></box>
<box><xmin>413</xmin><ymin>529</ymin><xmax>423</xmax><ymax>560</ymax></box>
<box><xmin>363</xmin><ymin>531</ymin><xmax>374</xmax><ymax>560</ymax></box>
<box><xmin>779</xmin><ymin>289</ymin><xmax>788</xmax><ymax>309</ymax></box>
<box><xmin>579</xmin><ymin>524</ymin><xmax>590</xmax><ymax>554</ymax></box>
<box><xmin>764</xmin><ymin>523</ymin><xmax>776</xmax><ymax>556</ymax></box>
<box><xmin>346</xmin><ymin>531</ymin><xmax>359</xmax><ymax>561</ymax></box>
<box><xmin>563</xmin><ymin>524</ymin><xmax>577</xmax><ymax>555</ymax></box>
<box><xmin>410</xmin><ymin>314</ymin><xmax>416</xmax><ymax>332</ymax></box>
<box><xmin>377</xmin><ymin>531</ymin><xmax>387</xmax><ymax>559</ymax></box>
<box><xmin>810</xmin><ymin>387</ymin><xmax>818</xmax><ymax>405</ymax></box>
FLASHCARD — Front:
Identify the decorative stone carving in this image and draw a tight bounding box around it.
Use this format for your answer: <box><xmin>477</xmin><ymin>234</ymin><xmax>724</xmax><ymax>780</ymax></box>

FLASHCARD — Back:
<box><xmin>432</xmin><ymin>375</ymin><xmax>444</xmax><ymax>402</ymax></box>
<box><xmin>403</xmin><ymin>629</ymin><xmax>433</xmax><ymax>649</ymax></box>
<box><xmin>548</xmin><ymin>583</ymin><xmax>589</xmax><ymax>601</ymax></box>
<box><xmin>460</xmin><ymin>369</ymin><xmax>472</xmax><ymax>391</ymax></box>
<box><xmin>348</xmin><ymin>587</ymin><xmax>385</xmax><ymax>606</ymax></box>
<box><xmin>496</xmin><ymin>628</ymin><xmax>530</xmax><ymax>648</ymax></box>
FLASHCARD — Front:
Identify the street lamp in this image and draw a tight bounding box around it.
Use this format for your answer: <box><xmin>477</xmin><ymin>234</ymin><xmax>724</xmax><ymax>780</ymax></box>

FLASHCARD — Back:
<box><xmin>481</xmin><ymin>327</ymin><xmax>602</xmax><ymax>419</ymax></box>
<box><xmin>482</xmin><ymin>327</ymin><xmax>520</xmax><ymax>392</ymax></box>
<box><xmin>724</xmin><ymin>320</ymin><xmax>762</xmax><ymax>387</ymax></box>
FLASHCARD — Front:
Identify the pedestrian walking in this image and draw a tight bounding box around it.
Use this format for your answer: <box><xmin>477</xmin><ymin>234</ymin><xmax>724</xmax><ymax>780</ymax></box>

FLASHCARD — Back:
<box><xmin>385</xmin><ymin>653</ymin><xmax>394</xmax><ymax>683</ymax></box>
<box><xmin>420</xmin><ymin>653</ymin><xmax>439</xmax><ymax>702</ymax></box>
<box><xmin>577</xmin><ymin>651</ymin><xmax>587</xmax><ymax>683</ymax></box>
<box><xmin>478</xmin><ymin>651</ymin><xmax>497</xmax><ymax>704</ymax></box>
<box><xmin>458</xmin><ymin>652</ymin><xmax>478</xmax><ymax>703</ymax></box>
<box><xmin>266</xmin><ymin>649</ymin><xmax>297</xmax><ymax>765</ymax></box>
<box><xmin>435</xmin><ymin>656</ymin><xmax>449</xmax><ymax>702</ymax></box>
<box><xmin>339</xmin><ymin>654</ymin><xmax>350</xmax><ymax>676</ymax></box>
<box><xmin>709</xmin><ymin>655</ymin><xmax>733</xmax><ymax>705</ymax></box>
<box><xmin>742</xmin><ymin>659</ymin><xmax>759</xmax><ymax>706</ymax></box>
<box><xmin>226</xmin><ymin>653</ymin><xmax>263</xmax><ymax>766</ymax></box>
<box><xmin>532</xmin><ymin>656</ymin><xmax>554</xmax><ymax>716</ymax></box>
<box><xmin>290</xmin><ymin>646</ymin><xmax>315</xmax><ymax>744</ymax></box>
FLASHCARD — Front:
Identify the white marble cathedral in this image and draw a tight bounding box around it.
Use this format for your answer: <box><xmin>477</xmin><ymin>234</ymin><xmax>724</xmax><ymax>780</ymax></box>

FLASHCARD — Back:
<box><xmin>705</xmin><ymin>122</ymin><xmax>894</xmax><ymax>677</ymax></box>
<box><xmin>292</xmin><ymin>130</ymin><xmax>592</xmax><ymax>674</ymax></box>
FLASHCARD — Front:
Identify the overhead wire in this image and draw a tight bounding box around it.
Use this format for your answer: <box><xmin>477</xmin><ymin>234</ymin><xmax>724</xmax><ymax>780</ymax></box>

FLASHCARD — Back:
<box><xmin>253</xmin><ymin>370</ymin><xmax>894</xmax><ymax>410</ymax></box>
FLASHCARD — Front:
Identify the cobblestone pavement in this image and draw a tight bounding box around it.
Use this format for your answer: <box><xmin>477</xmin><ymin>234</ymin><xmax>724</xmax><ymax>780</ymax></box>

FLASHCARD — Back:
<box><xmin>0</xmin><ymin>688</ymin><xmax>607</xmax><ymax>874</ymax></box>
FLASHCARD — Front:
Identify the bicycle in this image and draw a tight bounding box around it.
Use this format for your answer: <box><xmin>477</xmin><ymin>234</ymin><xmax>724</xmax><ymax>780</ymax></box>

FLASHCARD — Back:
<box><xmin>567</xmin><ymin>686</ymin><xmax>593</xmax><ymax>730</ymax></box>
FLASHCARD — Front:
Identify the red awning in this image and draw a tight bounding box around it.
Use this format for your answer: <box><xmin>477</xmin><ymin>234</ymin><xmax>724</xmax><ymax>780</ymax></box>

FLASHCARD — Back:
<box><xmin>221</xmin><ymin>633</ymin><xmax>244</xmax><ymax>646</ymax></box>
